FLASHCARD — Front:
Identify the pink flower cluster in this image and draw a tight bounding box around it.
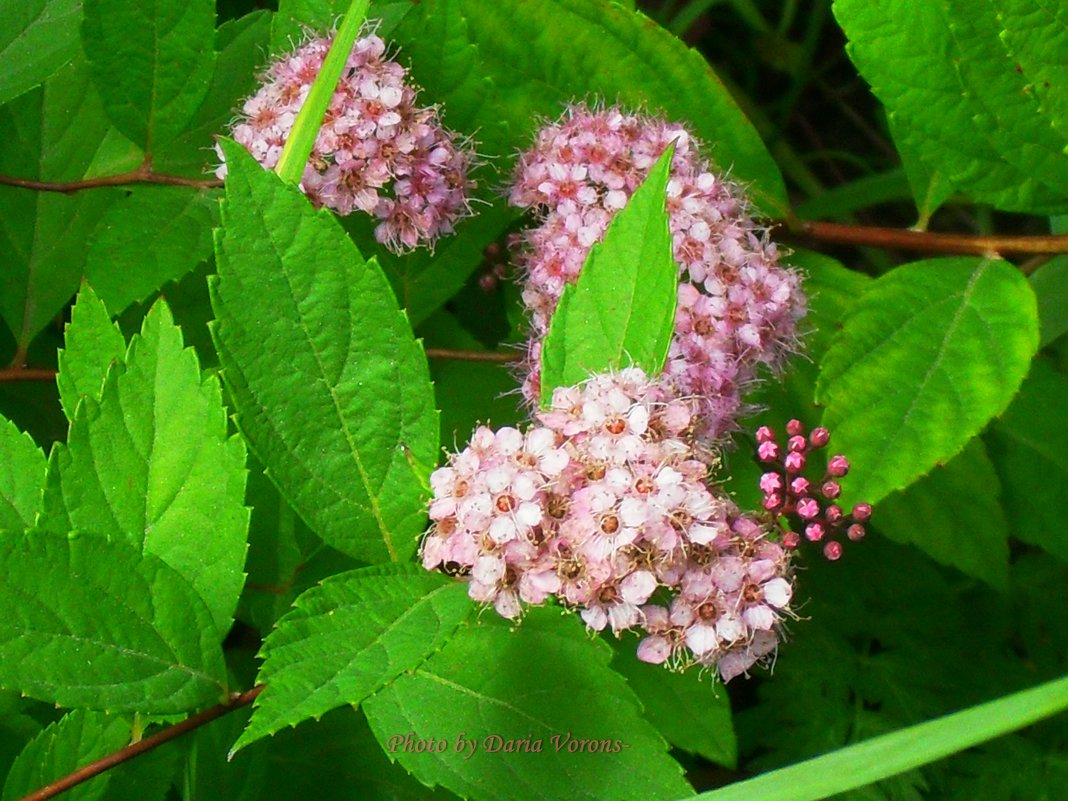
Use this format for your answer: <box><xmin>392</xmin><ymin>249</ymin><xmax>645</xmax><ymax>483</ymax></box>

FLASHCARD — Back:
<box><xmin>508</xmin><ymin>105</ymin><xmax>806</xmax><ymax>440</ymax></box>
<box><xmin>420</xmin><ymin>368</ymin><xmax>795</xmax><ymax>681</ymax></box>
<box><xmin>756</xmin><ymin>419</ymin><xmax>872</xmax><ymax>560</ymax></box>
<box><xmin>219</xmin><ymin>29</ymin><xmax>475</xmax><ymax>252</ymax></box>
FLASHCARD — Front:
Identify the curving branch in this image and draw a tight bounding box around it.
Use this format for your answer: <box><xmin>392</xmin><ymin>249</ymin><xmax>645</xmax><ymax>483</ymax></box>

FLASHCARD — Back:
<box><xmin>424</xmin><ymin>348</ymin><xmax>520</xmax><ymax>363</ymax></box>
<box><xmin>18</xmin><ymin>686</ymin><xmax>265</xmax><ymax>801</ymax></box>
<box><xmin>0</xmin><ymin>166</ymin><xmax>221</xmax><ymax>195</ymax></box>
<box><xmin>0</xmin><ymin>368</ymin><xmax>57</xmax><ymax>382</ymax></box>
<box><xmin>787</xmin><ymin>220</ymin><xmax>1068</xmax><ymax>257</ymax></box>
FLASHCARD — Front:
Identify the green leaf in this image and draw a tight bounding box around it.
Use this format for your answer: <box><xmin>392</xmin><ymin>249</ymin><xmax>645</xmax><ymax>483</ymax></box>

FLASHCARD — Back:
<box><xmin>234</xmin><ymin>565</ymin><xmax>471</xmax><ymax>753</ymax></box>
<box><xmin>426</xmin><ymin>0</ymin><xmax>786</xmax><ymax>213</ymax></box>
<box><xmin>187</xmin><ymin>707</ymin><xmax>267</xmax><ymax>801</ymax></box>
<box><xmin>0</xmin><ymin>531</ymin><xmax>228</xmax><ymax>713</ymax></box>
<box><xmin>81</xmin><ymin>0</ymin><xmax>217</xmax><ymax>151</ymax></box>
<box><xmin>833</xmin><ymin>0</ymin><xmax>1068</xmax><ymax>214</ymax></box>
<box><xmin>0</xmin><ymin>55</ymin><xmax>122</xmax><ymax>350</ymax></box>
<box><xmin>85</xmin><ymin>187</ymin><xmax>215</xmax><ymax>315</ymax></box>
<box><xmin>540</xmin><ymin>145</ymin><xmax>678</xmax><ymax>404</ymax></box>
<box><xmin>1029</xmin><ymin>220</ymin><xmax>1068</xmax><ymax>348</ymax></box>
<box><xmin>270</xmin><ymin>0</ymin><xmax>416</xmax><ymax>53</ymax></box>
<box><xmin>610</xmin><ymin>644</ymin><xmax>737</xmax><ymax>768</ymax></box>
<box><xmin>0</xmin><ymin>0</ymin><xmax>81</xmax><ymax>107</ymax></box>
<box><xmin>0</xmin><ymin>416</ymin><xmax>45</xmax><ymax>532</ymax></box>
<box><xmin>986</xmin><ymin>359</ymin><xmax>1068</xmax><ymax>562</ymax></box>
<box><xmin>57</xmin><ymin>284</ymin><xmax>127</xmax><ymax>421</ymax></box>
<box><xmin>1</xmin><ymin>710</ymin><xmax>129</xmax><ymax>801</ymax></box>
<box><xmin>362</xmin><ymin>610</ymin><xmax>692</xmax><ymax>801</ymax></box>
<box><xmin>875</xmin><ymin>439</ymin><xmax>1010</xmax><ymax>590</ymax></box>
<box><xmin>212</xmin><ymin>140</ymin><xmax>439</xmax><ymax>563</ymax></box>
<box><xmin>42</xmin><ymin>300</ymin><xmax>249</xmax><ymax>635</ymax></box>
<box><xmin>816</xmin><ymin>257</ymin><xmax>1039</xmax><ymax>506</ymax></box>
<box><xmin>687</xmin><ymin>674</ymin><xmax>1068</xmax><ymax>801</ymax></box>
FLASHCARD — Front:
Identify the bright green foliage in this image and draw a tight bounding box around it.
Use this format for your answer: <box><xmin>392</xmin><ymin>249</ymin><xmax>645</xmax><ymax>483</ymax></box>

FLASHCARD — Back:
<box><xmin>270</xmin><ymin>0</ymin><xmax>416</xmax><ymax>52</ymax></box>
<box><xmin>211</xmin><ymin>141</ymin><xmax>438</xmax><ymax>563</ymax></box>
<box><xmin>0</xmin><ymin>54</ymin><xmax>122</xmax><ymax>350</ymax></box>
<box><xmin>875</xmin><ymin>439</ymin><xmax>1009</xmax><ymax>589</ymax></box>
<box><xmin>56</xmin><ymin>285</ymin><xmax>126</xmax><ymax>420</ymax></box>
<box><xmin>363</xmin><ymin>610</ymin><xmax>692</xmax><ymax>801</ymax></box>
<box><xmin>0</xmin><ymin>416</ymin><xmax>45</xmax><ymax>532</ymax></box>
<box><xmin>817</xmin><ymin>257</ymin><xmax>1039</xmax><ymax>506</ymax></box>
<box><xmin>610</xmin><ymin>644</ymin><xmax>737</xmax><ymax>768</ymax></box>
<box><xmin>834</xmin><ymin>0</ymin><xmax>1068</xmax><ymax>214</ymax></box>
<box><xmin>81</xmin><ymin>0</ymin><xmax>217</xmax><ymax>152</ymax></box>
<box><xmin>234</xmin><ymin>565</ymin><xmax>471</xmax><ymax>753</ymax></box>
<box><xmin>540</xmin><ymin>146</ymin><xmax>678</xmax><ymax>404</ymax></box>
<box><xmin>41</xmin><ymin>300</ymin><xmax>249</xmax><ymax>635</ymax></box>
<box><xmin>428</xmin><ymin>0</ymin><xmax>786</xmax><ymax>213</ymax></box>
<box><xmin>0</xmin><ymin>531</ymin><xmax>228</xmax><ymax>713</ymax></box>
<box><xmin>0</xmin><ymin>0</ymin><xmax>81</xmax><ymax>107</ymax></box>
<box><xmin>986</xmin><ymin>359</ymin><xmax>1068</xmax><ymax>562</ymax></box>
<box><xmin>1</xmin><ymin>710</ymin><xmax>129</xmax><ymax>801</ymax></box>
<box><xmin>86</xmin><ymin>187</ymin><xmax>217</xmax><ymax>314</ymax></box>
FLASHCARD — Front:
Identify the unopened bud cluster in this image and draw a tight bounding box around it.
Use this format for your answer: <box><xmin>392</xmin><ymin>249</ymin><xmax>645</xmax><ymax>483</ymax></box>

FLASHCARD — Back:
<box><xmin>508</xmin><ymin>105</ymin><xmax>806</xmax><ymax>440</ymax></box>
<box><xmin>756</xmin><ymin>419</ymin><xmax>871</xmax><ymax>560</ymax></box>
<box><xmin>421</xmin><ymin>368</ymin><xmax>795</xmax><ymax>681</ymax></box>
<box><xmin>219</xmin><ymin>29</ymin><xmax>475</xmax><ymax>252</ymax></box>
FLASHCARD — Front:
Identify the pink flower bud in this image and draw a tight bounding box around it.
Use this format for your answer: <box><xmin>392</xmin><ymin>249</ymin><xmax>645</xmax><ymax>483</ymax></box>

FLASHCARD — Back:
<box><xmin>851</xmin><ymin>503</ymin><xmax>872</xmax><ymax>522</ymax></box>
<box><xmin>760</xmin><ymin>472</ymin><xmax>783</xmax><ymax>494</ymax></box>
<box><xmin>758</xmin><ymin>441</ymin><xmax>781</xmax><ymax>462</ymax></box>
<box><xmin>786</xmin><ymin>419</ymin><xmax>805</xmax><ymax>437</ymax></box>
<box><xmin>763</xmin><ymin>492</ymin><xmax>783</xmax><ymax>511</ymax></box>
<box><xmin>787</xmin><ymin>435</ymin><xmax>807</xmax><ymax>453</ymax></box>
<box><xmin>797</xmin><ymin>497</ymin><xmax>820</xmax><ymax>520</ymax></box>
<box><xmin>821</xmin><ymin>480</ymin><xmax>841</xmax><ymax>499</ymax></box>
<box><xmin>847</xmin><ymin>524</ymin><xmax>866</xmax><ymax>541</ymax></box>
<box><xmin>827</xmin><ymin>455</ymin><xmax>850</xmax><ymax>477</ymax></box>
<box><xmin>823</xmin><ymin>541</ymin><xmax>843</xmax><ymax>560</ymax></box>
<box><xmin>782</xmin><ymin>530</ymin><xmax>800</xmax><ymax>548</ymax></box>
<box><xmin>825</xmin><ymin>504</ymin><xmax>843</xmax><ymax>524</ymax></box>
<box><xmin>789</xmin><ymin>476</ymin><xmax>811</xmax><ymax>496</ymax></box>
<box><xmin>784</xmin><ymin>451</ymin><xmax>805</xmax><ymax>473</ymax></box>
<box><xmin>755</xmin><ymin>425</ymin><xmax>776</xmax><ymax>444</ymax></box>
<box><xmin>809</xmin><ymin>427</ymin><xmax>830</xmax><ymax>448</ymax></box>
<box><xmin>804</xmin><ymin>522</ymin><xmax>825</xmax><ymax>541</ymax></box>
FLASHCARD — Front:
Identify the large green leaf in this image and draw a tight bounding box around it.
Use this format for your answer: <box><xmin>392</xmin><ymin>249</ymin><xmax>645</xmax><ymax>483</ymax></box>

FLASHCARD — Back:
<box><xmin>834</xmin><ymin>0</ymin><xmax>1068</xmax><ymax>214</ymax></box>
<box><xmin>234</xmin><ymin>565</ymin><xmax>471</xmax><ymax>752</ymax></box>
<box><xmin>875</xmin><ymin>439</ymin><xmax>1010</xmax><ymax>590</ymax></box>
<box><xmin>85</xmin><ymin>187</ymin><xmax>216</xmax><ymax>315</ymax></box>
<box><xmin>0</xmin><ymin>55</ymin><xmax>121</xmax><ymax>350</ymax></box>
<box><xmin>270</xmin><ymin>0</ymin><xmax>416</xmax><ymax>53</ymax></box>
<box><xmin>81</xmin><ymin>0</ymin><xmax>217</xmax><ymax>151</ymax></box>
<box><xmin>363</xmin><ymin>610</ymin><xmax>692</xmax><ymax>801</ymax></box>
<box><xmin>540</xmin><ymin>146</ymin><xmax>678</xmax><ymax>404</ymax></box>
<box><xmin>986</xmin><ymin>359</ymin><xmax>1068</xmax><ymax>563</ymax></box>
<box><xmin>816</xmin><ymin>257</ymin><xmax>1039</xmax><ymax>506</ymax></box>
<box><xmin>41</xmin><ymin>300</ymin><xmax>249</xmax><ymax>635</ymax></box>
<box><xmin>0</xmin><ymin>415</ymin><xmax>45</xmax><ymax>532</ymax></box>
<box><xmin>212</xmin><ymin>141</ymin><xmax>438</xmax><ymax>563</ymax></box>
<box><xmin>56</xmin><ymin>284</ymin><xmax>127</xmax><ymax>421</ymax></box>
<box><xmin>1</xmin><ymin>710</ymin><xmax>129</xmax><ymax>801</ymax></box>
<box><xmin>0</xmin><ymin>531</ymin><xmax>228</xmax><ymax>713</ymax></box>
<box><xmin>419</xmin><ymin>0</ymin><xmax>786</xmax><ymax>213</ymax></box>
<box><xmin>0</xmin><ymin>0</ymin><xmax>81</xmax><ymax>107</ymax></box>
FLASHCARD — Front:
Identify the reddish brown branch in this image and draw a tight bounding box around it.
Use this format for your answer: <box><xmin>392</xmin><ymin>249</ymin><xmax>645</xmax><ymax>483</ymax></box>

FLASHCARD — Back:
<box><xmin>18</xmin><ymin>686</ymin><xmax>265</xmax><ymax>801</ymax></box>
<box><xmin>0</xmin><ymin>367</ymin><xmax>57</xmax><ymax>382</ymax></box>
<box><xmin>788</xmin><ymin>220</ymin><xmax>1068</xmax><ymax>257</ymax></box>
<box><xmin>0</xmin><ymin>167</ymin><xmax>221</xmax><ymax>195</ymax></box>
<box><xmin>425</xmin><ymin>348</ymin><xmax>519</xmax><ymax>363</ymax></box>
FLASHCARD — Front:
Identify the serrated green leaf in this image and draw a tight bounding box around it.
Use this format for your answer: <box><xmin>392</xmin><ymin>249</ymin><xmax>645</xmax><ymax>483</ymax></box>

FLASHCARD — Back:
<box><xmin>42</xmin><ymin>300</ymin><xmax>249</xmax><ymax>635</ymax></box>
<box><xmin>610</xmin><ymin>643</ymin><xmax>736</xmax><ymax>768</ymax></box>
<box><xmin>816</xmin><ymin>257</ymin><xmax>1039</xmax><ymax>506</ymax></box>
<box><xmin>363</xmin><ymin>610</ymin><xmax>692</xmax><ymax>801</ymax></box>
<box><xmin>875</xmin><ymin>439</ymin><xmax>1009</xmax><ymax>590</ymax></box>
<box><xmin>0</xmin><ymin>0</ymin><xmax>81</xmax><ymax>107</ymax></box>
<box><xmin>833</xmin><ymin>0</ymin><xmax>1068</xmax><ymax>214</ymax></box>
<box><xmin>428</xmin><ymin>0</ymin><xmax>786</xmax><ymax>213</ymax></box>
<box><xmin>540</xmin><ymin>146</ymin><xmax>678</xmax><ymax>404</ymax></box>
<box><xmin>57</xmin><ymin>284</ymin><xmax>127</xmax><ymax>421</ymax></box>
<box><xmin>0</xmin><ymin>531</ymin><xmax>228</xmax><ymax>713</ymax></box>
<box><xmin>81</xmin><ymin>0</ymin><xmax>217</xmax><ymax>151</ymax></box>
<box><xmin>234</xmin><ymin>565</ymin><xmax>471</xmax><ymax>753</ymax></box>
<box><xmin>84</xmin><ymin>187</ymin><xmax>215</xmax><ymax>315</ymax></box>
<box><xmin>0</xmin><ymin>416</ymin><xmax>45</xmax><ymax>532</ymax></box>
<box><xmin>1</xmin><ymin>710</ymin><xmax>129</xmax><ymax>801</ymax></box>
<box><xmin>270</xmin><ymin>0</ymin><xmax>416</xmax><ymax>53</ymax></box>
<box><xmin>211</xmin><ymin>140</ymin><xmax>438</xmax><ymax>563</ymax></box>
<box><xmin>0</xmin><ymin>54</ymin><xmax>122</xmax><ymax>350</ymax></box>
<box><xmin>986</xmin><ymin>359</ymin><xmax>1068</xmax><ymax>563</ymax></box>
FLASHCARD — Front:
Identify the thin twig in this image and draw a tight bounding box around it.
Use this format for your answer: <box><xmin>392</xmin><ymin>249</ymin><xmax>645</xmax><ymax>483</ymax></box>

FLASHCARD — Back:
<box><xmin>786</xmin><ymin>220</ymin><xmax>1068</xmax><ymax>257</ymax></box>
<box><xmin>0</xmin><ymin>367</ymin><xmax>57</xmax><ymax>382</ymax></box>
<box><xmin>0</xmin><ymin>168</ymin><xmax>221</xmax><ymax>195</ymax></box>
<box><xmin>425</xmin><ymin>348</ymin><xmax>520</xmax><ymax>363</ymax></box>
<box><xmin>18</xmin><ymin>686</ymin><xmax>265</xmax><ymax>801</ymax></box>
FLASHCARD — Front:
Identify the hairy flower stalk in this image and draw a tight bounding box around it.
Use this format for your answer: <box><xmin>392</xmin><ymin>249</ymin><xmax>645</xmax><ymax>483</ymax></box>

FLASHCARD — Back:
<box><xmin>509</xmin><ymin>105</ymin><xmax>806</xmax><ymax>440</ymax></box>
<box><xmin>218</xmin><ymin>29</ymin><xmax>475</xmax><ymax>252</ymax></box>
<box><xmin>421</xmin><ymin>368</ymin><xmax>796</xmax><ymax>681</ymax></box>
